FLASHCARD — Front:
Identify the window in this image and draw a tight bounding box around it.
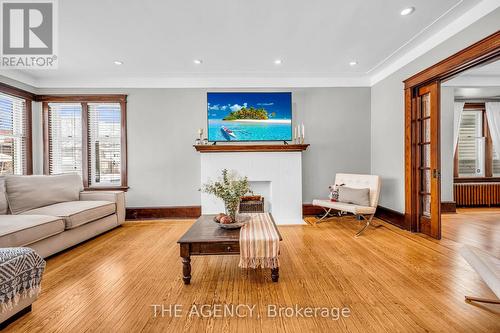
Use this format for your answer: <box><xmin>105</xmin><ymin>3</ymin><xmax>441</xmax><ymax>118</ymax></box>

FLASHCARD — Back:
<box><xmin>0</xmin><ymin>92</ymin><xmax>30</xmax><ymax>175</ymax></box>
<box><xmin>88</xmin><ymin>103</ymin><xmax>122</xmax><ymax>187</ymax></box>
<box><xmin>48</xmin><ymin>103</ymin><xmax>83</xmax><ymax>175</ymax></box>
<box><xmin>494</xmin><ymin>145</ymin><xmax>500</xmax><ymax>176</ymax></box>
<box><xmin>457</xmin><ymin>110</ymin><xmax>484</xmax><ymax>177</ymax></box>
<box><xmin>455</xmin><ymin>103</ymin><xmax>499</xmax><ymax>179</ymax></box>
<box><xmin>43</xmin><ymin>96</ymin><xmax>127</xmax><ymax>189</ymax></box>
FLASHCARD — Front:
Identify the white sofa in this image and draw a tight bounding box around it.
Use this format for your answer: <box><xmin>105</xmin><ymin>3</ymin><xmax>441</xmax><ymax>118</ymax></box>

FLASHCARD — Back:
<box><xmin>0</xmin><ymin>173</ymin><xmax>125</xmax><ymax>325</ymax></box>
<box><xmin>312</xmin><ymin>173</ymin><xmax>381</xmax><ymax>236</ymax></box>
<box><xmin>0</xmin><ymin>174</ymin><xmax>125</xmax><ymax>258</ymax></box>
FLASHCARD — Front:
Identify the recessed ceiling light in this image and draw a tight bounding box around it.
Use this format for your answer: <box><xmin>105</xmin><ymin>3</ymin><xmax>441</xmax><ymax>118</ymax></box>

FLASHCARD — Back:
<box><xmin>193</xmin><ymin>59</ymin><xmax>203</xmax><ymax>64</ymax></box>
<box><xmin>400</xmin><ymin>7</ymin><xmax>415</xmax><ymax>16</ymax></box>
<box><xmin>274</xmin><ymin>59</ymin><xmax>283</xmax><ymax>65</ymax></box>
<box><xmin>113</xmin><ymin>60</ymin><xmax>123</xmax><ymax>65</ymax></box>
<box><xmin>349</xmin><ymin>61</ymin><xmax>358</xmax><ymax>66</ymax></box>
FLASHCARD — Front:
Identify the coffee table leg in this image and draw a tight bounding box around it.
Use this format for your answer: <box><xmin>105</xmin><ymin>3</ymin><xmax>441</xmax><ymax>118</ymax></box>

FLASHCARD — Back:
<box><xmin>182</xmin><ymin>256</ymin><xmax>191</xmax><ymax>285</ymax></box>
<box><xmin>271</xmin><ymin>267</ymin><xmax>279</xmax><ymax>282</ymax></box>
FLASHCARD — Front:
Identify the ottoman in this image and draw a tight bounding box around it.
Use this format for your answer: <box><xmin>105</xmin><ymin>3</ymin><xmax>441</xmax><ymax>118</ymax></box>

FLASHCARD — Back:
<box><xmin>0</xmin><ymin>248</ymin><xmax>46</xmax><ymax>328</ymax></box>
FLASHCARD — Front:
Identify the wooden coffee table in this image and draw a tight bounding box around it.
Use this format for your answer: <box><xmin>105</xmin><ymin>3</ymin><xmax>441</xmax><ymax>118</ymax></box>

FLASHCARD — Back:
<box><xmin>177</xmin><ymin>214</ymin><xmax>282</xmax><ymax>284</ymax></box>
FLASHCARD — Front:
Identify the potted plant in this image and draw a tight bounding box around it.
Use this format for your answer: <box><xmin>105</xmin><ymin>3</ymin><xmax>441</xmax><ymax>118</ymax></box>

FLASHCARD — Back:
<box><xmin>201</xmin><ymin>169</ymin><xmax>251</xmax><ymax>223</ymax></box>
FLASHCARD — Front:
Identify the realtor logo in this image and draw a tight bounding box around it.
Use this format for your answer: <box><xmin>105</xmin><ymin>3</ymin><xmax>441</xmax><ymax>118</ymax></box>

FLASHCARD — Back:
<box><xmin>0</xmin><ymin>0</ymin><xmax>58</xmax><ymax>68</ymax></box>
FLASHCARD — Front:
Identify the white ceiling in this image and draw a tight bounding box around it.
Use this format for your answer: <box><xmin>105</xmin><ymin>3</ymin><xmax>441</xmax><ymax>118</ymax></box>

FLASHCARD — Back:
<box><xmin>443</xmin><ymin>59</ymin><xmax>500</xmax><ymax>86</ymax></box>
<box><xmin>1</xmin><ymin>0</ymin><xmax>498</xmax><ymax>88</ymax></box>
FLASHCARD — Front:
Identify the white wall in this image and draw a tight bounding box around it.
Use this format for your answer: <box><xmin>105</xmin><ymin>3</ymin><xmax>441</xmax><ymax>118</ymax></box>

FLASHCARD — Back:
<box><xmin>28</xmin><ymin>87</ymin><xmax>371</xmax><ymax>207</ymax></box>
<box><xmin>370</xmin><ymin>8</ymin><xmax>500</xmax><ymax>213</ymax></box>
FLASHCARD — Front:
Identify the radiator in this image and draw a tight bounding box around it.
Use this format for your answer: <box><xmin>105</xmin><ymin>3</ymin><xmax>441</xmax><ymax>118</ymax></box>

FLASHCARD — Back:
<box><xmin>454</xmin><ymin>183</ymin><xmax>500</xmax><ymax>207</ymax></box>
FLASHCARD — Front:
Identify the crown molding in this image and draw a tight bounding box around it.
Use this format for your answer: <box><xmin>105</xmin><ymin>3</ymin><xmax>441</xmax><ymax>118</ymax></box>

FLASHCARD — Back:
<box><xmin>22</xmin><ymin>75</ymin><xmax>372</xmax><ymax>89</ymax></box>
<box><xmin>370</xmin><ymin>0</ymin><xmax>500</xmax><ymax>86</ymax></box>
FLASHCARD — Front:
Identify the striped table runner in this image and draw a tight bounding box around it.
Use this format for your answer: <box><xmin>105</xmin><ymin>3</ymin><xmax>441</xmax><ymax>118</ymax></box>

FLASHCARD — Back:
<box><xmin>238</xmin><ymin>213</ymin><xmax>280</xmax><ymax>269</ymax></box>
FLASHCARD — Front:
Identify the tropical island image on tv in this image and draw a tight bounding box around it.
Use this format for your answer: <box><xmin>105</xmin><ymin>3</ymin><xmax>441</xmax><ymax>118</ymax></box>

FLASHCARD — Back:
<box><xmin>207</xmin><ymin>92</ymin><xmax>292</xmax><ymax>141</ymax></box>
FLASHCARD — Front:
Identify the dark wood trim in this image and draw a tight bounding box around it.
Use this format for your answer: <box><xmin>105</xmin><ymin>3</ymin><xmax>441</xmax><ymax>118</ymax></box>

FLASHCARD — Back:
<box><xmin>463</xmin><ymin>102</ymin><xmax>485</xmax><ymax>110</ymax></box>
<box><xmin>42</xmin><ymin>102</ymin><xmax>50</xmax><ymax>174</ymax></box>
<box><xmin>441</xmin><ymin>201</ymin><xmax>457</xmax><ymax>214</ymax></box>
<box><xmin>375</xmin><ymin>206</ymin><xmax>406</xmax><ymax>229</ymax></box>
<box><xmin>484</xmin><ymin>110</ymin><xmax>493</xmax><ymax>178</ymax></box>
<box><xmin>85</xmin><ymin>186</ymin><xmax>129</xmax><ymax>192</ymax></box>
<box><xmin>194</xmin><ymin>144</ymin><xmax>310</xmax><ymax>153</ymax></box>
<box><xmin>404</xmin><ymin>31</ymin><xmax>500</xmax><ymax>236</ymax></box>
<box><xmin>128</xmin><ymin>204</ymin><xmax>340</xmax><ymax>220</ymax></box>
<box><xmin>302</xmin><ymin>204</ymin><xmax>326</xmax><ymax>216</ymax></box>
<box><xmin>454</xmin><ymin>177</ymin><xmax>500</xmax><ymax>183</ymax></box>
<box><xmin>404</xmin><ymin>87</ymin><xmax>418</xmax><ymax>232</ymax></box>
<box><xmin>126</xmin><ymin>206</ymin><xmax>202</xmax><ymax>220</ymax></box>
<box><xmin>81</xmin><ymin>102</ymin><xmax>89</xmax><ymax>187</ymax></box>
<box><xmin>120</xmin><ymin>100</ymin><xmax>128</xmax><ymax>188</ymax></box>
<box><xmin>404</xmin><ymin>31</ymin><xmax>500</xmax><ymax>88</ymax></box>
<box><xmin>0</xmin><ymin>82</ymin><xmax>36</xmax><ymax>100</ymax></box>
<box><xmin>25</xmin><ymin>100</ymin><xmax>33</xmax><ymax>175</ymax></box>
<box><xmin>36</xmin><ymin>95</ymin><xmax>127</xmax><ymax>103</ymax></box>
<box><xmin>126</xmin><ymin>205</ymin><xmax>409</xmax><ymax>224</ymax></box>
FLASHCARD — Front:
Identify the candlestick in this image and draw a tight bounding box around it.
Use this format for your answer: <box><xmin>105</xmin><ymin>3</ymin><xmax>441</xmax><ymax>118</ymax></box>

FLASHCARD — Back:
<box><xmin>301</xmin><ymin>123</ymin><xmax>305</xmax><ymax>142</ymax></box>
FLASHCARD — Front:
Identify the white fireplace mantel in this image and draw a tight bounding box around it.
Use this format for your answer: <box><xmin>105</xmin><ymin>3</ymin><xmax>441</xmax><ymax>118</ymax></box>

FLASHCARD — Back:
<box><xmin>200</xmin><ymin>151</ymin><xmax>306</xmax><ymax>225</ymax></box>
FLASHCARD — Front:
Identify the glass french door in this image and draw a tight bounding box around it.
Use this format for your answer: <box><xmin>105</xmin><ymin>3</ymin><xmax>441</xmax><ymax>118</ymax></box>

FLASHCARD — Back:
<box><xmin>415</xmin><ymin>83</ymin><xmax>441</xmax><ymax>239</ymax></box>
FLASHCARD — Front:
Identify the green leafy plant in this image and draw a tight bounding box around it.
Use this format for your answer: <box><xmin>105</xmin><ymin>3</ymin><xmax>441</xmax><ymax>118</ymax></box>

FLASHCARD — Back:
<box><xmin>222</xmin><ymin>107</ymin><xmax>269</xmax><ymax>120</ymax></box>
<box><xmin>201</xmin><ymin>169</ymin><xmax>251</xmax><ymax>221</ymax></box>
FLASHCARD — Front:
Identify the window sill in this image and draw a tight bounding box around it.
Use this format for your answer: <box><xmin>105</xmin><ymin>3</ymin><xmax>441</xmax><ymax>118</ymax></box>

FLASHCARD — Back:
<box><xmin>454</xmin><ymin>177</ymin><xmax>500</xmax><ymax>183</ymax></box>
<box><xmin>84</xmin><ymin>186</ymin><xmax>129</xmax><ymax>192</ymax></box>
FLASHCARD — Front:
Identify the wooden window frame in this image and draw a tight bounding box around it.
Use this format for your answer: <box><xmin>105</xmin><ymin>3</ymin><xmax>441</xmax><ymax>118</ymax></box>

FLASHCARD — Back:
<box><xmin>0</xmin><ymin>82</ymin><xmax>34</xmax><ymax>175</ymax></box>
<box><xmin>453</xmin><ymin>102</ymin><xmax>498</xmax><ymax>182</ymax></box>
<box><xmin>41</xmin><ymin>95</ymin><xmax>128</xmax><ymax>191</ymax></box>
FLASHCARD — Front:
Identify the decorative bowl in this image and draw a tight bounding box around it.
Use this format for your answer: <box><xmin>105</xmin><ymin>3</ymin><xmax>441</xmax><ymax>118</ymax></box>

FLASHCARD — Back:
<box><xmin>213</xmin><ymin>214</ymin><xmax>251</xmax><ymax>229</ymax></box>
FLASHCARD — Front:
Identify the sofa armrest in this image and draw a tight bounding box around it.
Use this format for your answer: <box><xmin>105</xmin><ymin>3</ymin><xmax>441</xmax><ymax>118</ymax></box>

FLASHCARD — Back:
<box><xmin>79</xmin><ymin>191</ymin><xmax>125</xmax><ymax>224</ymax></box>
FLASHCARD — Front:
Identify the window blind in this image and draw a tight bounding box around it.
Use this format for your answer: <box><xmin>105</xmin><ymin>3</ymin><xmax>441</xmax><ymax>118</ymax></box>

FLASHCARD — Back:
<box><xmin>88</xmin><ymin>103</ymin><xmax>121</xmax><ymax>186</ymax></box>
<box><xmin>0</xmin><ymin>92</ymin><xmax>27</xmax><ymax>175</ymax></box>
<box><xmin>458</xmin><ymin>110</ymin><xmax>484</xmax><ymax>177</ymax></box>
<box><xmin>493</xmin><ymin>145</ymin><xmax>500</xmax><ymax>176</ymax></box>
<box><xmin>48</xmin><ymin>103</ymin><xmax>83</xmax><ymax>175</ymax></box>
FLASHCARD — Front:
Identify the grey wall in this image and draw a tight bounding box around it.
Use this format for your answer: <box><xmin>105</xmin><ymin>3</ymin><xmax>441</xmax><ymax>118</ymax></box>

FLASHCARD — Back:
<box><xmin>370</xmin><ymin>8</ymin><xmax>500</xmax><ymax>213</ymax></box>
<box><xmin>441</xmin><ymin>86</ymin><xmax>455</xmax><ymax>202</ymax></box>
<box><xmin>31</xmin><ymin>87</ymin><xmax>371</xmax><ymax>207</ymax></box>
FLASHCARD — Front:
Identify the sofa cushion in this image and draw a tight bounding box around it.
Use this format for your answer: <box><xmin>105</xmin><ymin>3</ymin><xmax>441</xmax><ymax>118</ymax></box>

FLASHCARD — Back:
<box><xmin>5</xmin><ymin>174</ymin><xmax>83</xmax><ymax>214</ymax></box>
<box><xmin>312</xmin><ymin>199</ymin><xmax>376</xmax><ymax>215</ymax></box>
<box><xmin>21</xmin><ymin>201</ymin><xmax>115</xmax><ymax>229</ymax></box>
<box><xmin>338</xmin><ymin>186</ymin><xmax>370</xmax><ymax>207</ymax></box>
<box><xmin>0</xmin><ymin>215</ymin><xmax>65</xmax><ymax>247</ymax></box>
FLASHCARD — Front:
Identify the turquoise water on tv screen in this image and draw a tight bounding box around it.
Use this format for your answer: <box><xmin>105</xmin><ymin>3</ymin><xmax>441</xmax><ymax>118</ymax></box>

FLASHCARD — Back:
<box><xmin>208</xmin><ymin>120</ymin><xmax>292</xmax><ymax>141</ymax></box>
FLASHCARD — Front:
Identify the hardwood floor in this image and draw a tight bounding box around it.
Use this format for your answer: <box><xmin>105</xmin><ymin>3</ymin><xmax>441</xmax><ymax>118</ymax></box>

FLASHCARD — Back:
<box><xmin>4</xmin><ymin>216</ymin><xmax>500</xmax><ymax>332</ymax></box>
<box><xmin>442</xmin><ymin>207</ymin><xmax>500</xmax><ymax>254</ymax></box>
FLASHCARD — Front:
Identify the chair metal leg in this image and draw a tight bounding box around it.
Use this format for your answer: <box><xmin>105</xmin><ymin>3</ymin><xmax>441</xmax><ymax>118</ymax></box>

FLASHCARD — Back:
<box><xmin>465</xmin><ymin>296</ymin><xmax>500</xmax><ymax>304</ymax></box>
<box><xmin>355</xmin><ymin>214</ymin><xmax>374</xmax><ymax>237</ymax></box>
<box><xmin>316</xmin><ymin>208</ymin><xmax>334</xmax><ymax>223</ymax></box>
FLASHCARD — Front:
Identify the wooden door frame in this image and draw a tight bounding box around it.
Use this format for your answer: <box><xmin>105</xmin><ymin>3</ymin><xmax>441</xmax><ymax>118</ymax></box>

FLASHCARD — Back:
<box><xmin>403</xmin><ymin>31</ymin><xmax>500</xmax><ymax>233</ymax></box>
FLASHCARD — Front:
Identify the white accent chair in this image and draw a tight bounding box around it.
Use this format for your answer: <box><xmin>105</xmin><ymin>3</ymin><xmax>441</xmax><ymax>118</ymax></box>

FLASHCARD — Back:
<box><xmin>312</xmin><ymin>173</ymin><xmax>381</xmax><ymax>237</ymax></box>
<box><xmin>459</xmin><ymin>246</ymin><xmax>500</xmax><ymax>305</ymax></box>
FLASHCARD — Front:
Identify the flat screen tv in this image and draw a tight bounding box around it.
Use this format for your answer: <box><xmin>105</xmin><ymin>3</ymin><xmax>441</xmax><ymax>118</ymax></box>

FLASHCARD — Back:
<box><xmin>207</xmin><ymin>92</ymin><xmax>292</xmax><ymax>142</ymax></box>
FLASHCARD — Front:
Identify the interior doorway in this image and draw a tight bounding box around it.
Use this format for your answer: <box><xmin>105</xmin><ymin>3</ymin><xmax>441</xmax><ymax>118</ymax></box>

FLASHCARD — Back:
<box><xmin>439</xmin><ymin>59</ymin><xmax>500</xmax><ymax>248</ymax></box>
<box><xmin>404</xmin><ymin>31</ymin><xmax>500</xmax><ymax>240</ymax></box>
